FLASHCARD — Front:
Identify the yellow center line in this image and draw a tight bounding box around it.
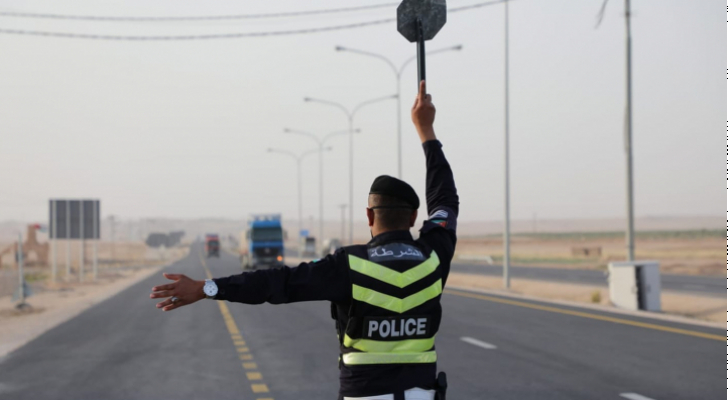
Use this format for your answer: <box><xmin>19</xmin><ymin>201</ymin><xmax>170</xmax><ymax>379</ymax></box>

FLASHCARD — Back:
<box><xmin>444</xmin><ymin>289</ymin><xmax>725</xmax><ymax>342</ymax></box>
<box><xmin>251</xmin><ymin>384</ymin><xmax>270</xmax><ymax>393</ymax></box>
<box><xmin>247</xmin><ymin>372</ymin><xmax>263</xmax><ymax>380</ymax></box>
<box><xmin>199</xmin><ymin>250</ymin><xmax>275</xmax><ymax>399</ymax></box>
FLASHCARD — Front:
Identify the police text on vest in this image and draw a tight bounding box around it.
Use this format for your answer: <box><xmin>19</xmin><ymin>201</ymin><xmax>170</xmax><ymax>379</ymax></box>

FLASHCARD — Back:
<box><xmin>363</xmin><ymin>316</ymin><xmax>431</xmax><ymax>340</ymax></box>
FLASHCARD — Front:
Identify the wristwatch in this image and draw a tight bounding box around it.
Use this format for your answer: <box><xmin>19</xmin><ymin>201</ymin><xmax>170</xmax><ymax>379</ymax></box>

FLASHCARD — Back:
<box><xmin>203</xmin><ymin>279</ymin><xmax>218</xmax><ymax>299</ymax></box>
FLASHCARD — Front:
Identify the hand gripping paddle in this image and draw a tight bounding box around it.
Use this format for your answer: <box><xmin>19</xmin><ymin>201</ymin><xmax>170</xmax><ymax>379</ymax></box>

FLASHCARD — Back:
<box><xmin>397</xmin><ymin>0</ymin><xmax>447</xmax><ymax>86</ymax></box>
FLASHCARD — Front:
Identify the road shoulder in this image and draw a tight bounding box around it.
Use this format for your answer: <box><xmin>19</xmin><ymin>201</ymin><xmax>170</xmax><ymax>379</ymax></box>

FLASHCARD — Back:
<box><xmin>0</xmin><ymin>265</ymin><xmax>166</xmax><ymax>359</ymax></box>
<box><xmin>446</xmin><ymin>281</ymin><xmax>723</xmax><ymax>329</ymax></box>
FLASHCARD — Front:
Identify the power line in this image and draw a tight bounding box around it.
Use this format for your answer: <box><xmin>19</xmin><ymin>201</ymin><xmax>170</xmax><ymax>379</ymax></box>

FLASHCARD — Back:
<box><xmin>0</xmin><ymin>19</ymin><xmax>396</xmax><ymax>40</ymax></box>
<box><xmin>0</xmin><ymin>3</ymin><xmax>399</xmax><ymax>22</ymax></box>
<box><xmin>0</xmin><ymin>1</ymin><xmax>505</xmax><ymax>41</ymax></box>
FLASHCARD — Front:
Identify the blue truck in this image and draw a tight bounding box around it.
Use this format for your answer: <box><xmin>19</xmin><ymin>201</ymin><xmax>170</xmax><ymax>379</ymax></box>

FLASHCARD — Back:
<box><xmin>240</xmin><ymin>214</ymin><xmax>285</xmax><ymax>270</ymax></box>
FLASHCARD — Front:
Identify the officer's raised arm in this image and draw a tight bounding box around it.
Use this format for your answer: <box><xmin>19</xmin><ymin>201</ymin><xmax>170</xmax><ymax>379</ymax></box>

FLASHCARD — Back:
<box><xmin>411</xmin><ymin>80</ymin><xmax>459</xmax><ymax>237</ymax></box>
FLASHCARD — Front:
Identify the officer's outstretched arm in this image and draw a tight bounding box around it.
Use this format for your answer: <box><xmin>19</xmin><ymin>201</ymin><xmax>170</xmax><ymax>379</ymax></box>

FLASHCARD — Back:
<box><xmin>412</xmin><ymin>80</ymin><xmax>459</xmax><ymax>236</ymax></box>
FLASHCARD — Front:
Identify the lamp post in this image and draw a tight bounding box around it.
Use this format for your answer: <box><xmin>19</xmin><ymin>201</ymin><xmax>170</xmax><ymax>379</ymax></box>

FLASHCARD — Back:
<box><xmin>503</xmin><ymin>0</ymin><xmax>511</xmax><ymax>289</ymax></box>
<box><xmin>304</xmin><ymin>94</ymin><xmax>397</xmax><ymax>245</ymax></box>
<box><xmin>596</xmin><ymin>0</ymin><xmax>636</xmax><ymax>262</ymax></box>
<box><xmin>284</xmin><ymin>128</ymin><xmax>361</xmax><ymax>250</ymax></box>
<box><xmin>16</xmin><ymin>232</ymin><xmax>28</xmax><ymax>309</ymax></box>
<box><xmin>335</xmin><ymin>44</ymin><xmax>462</xmax><ymax>179</ymax></box>
<box><xmin>623</xmin><ymin>0</ymin><xmax>635</xmax><ymax>262</ymax></box>
<box><xmin>338</xmin><ymin>204</ymin><xmax>347</xmax><ymax>244</ymax></box>
<box><xmin>268</xmin><ymin>147</ymin><xmax>332</xmax><ymax>249</ymax></box>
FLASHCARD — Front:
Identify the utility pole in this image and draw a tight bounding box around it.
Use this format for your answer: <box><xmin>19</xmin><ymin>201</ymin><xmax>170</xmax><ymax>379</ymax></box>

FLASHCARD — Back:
<box><xmin>624</xmin><ymin>0</ymin><xmax>635</xmax><ymax>261</ymax></box>
<box><xmin>338</xmin><ymin>204</ymin><xmax>347</xmax><ymax>242</ymax></box>
<box><xmin>80</xmin><ymin>200</ymin><xmax>84</xmax><ymax>283</ymax></box>
<box><xmin>503</xmin><ymin>0</ymin><xmax>511</xmax><ymax>289</ymax></box>
<box><xmin>110</xmin><ymin>215</ymin><xmax>116</xmax><ymax>263</ymax></box>
<box><xmin>65</xmin><ymin>201</ymin><xmax>71</xmax><ymax>280</ymax></box>
<box><xmin>16</xmin><ymin>232</ymin><xmax>28</xmax><ymax>309</ymax></box>
<box><xmin>596</xmin><ymin>0</ymin><xmax>636</xmax><ymax>263</ymax></box>
<box><xmin>51</xmin><ymin>200</ymin><xmax>57</xmax><ymax>283</ymax></box>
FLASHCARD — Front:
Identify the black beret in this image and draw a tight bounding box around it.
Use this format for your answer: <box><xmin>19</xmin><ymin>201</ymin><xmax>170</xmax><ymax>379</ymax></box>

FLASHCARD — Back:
<box><xmin>369</xmin><ymin>175</ymin><xmax>420</xmax><ymax>209</ymax></box>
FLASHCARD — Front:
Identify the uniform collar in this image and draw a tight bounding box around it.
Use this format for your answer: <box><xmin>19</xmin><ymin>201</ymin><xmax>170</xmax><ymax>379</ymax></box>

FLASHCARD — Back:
<box><xmin>367</xmin><ymin>230</ymin><xmax>414</xmax><ymax>247</ymax></box>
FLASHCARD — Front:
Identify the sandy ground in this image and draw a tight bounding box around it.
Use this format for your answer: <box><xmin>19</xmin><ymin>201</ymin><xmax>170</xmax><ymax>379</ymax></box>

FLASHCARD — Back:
<box><xmin>0</xmin><ymin>247</ymin><xmax>189</xmax><ymax>358</ymax></box>
<box><xmin>0</xmin><ymin>243</ymin><xmax>187</xmax><ymax>298</ymax></box>
<box><xmin>455</xmin><ymin>234</ymin><xmax>723</xmax><ymax>276</ymax></box>
<box><xmin>446</xmin><ymin>272</ymin><xmax>725</xmax><ymax>325</ymax></box>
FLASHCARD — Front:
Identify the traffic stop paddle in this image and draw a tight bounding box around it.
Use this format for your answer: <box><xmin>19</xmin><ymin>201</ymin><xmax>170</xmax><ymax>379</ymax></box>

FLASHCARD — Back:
<box><xmin>397</xmin><ymin>0</ymin><xmax>447</xmax><ymax>85</ymax></box>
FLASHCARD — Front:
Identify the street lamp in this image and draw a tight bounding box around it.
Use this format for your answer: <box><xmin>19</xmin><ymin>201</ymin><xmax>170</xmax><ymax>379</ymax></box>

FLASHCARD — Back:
<box><xmin>283</xmin><ymin>128</ymin><xmax>361</xmax><ymax>250</ymax></box>
<box><xmin>335</xmin><ymin>44</ymin><xmax>462</xmax><ymax>179</ymax></box>
<box><xmin>304</xmin><ymin>94</ymin><xmax>397</xmax><ymax>245</ymax></box>
<box><xmin>503</xmin><ymin>0</ymin><xmax>511</xmax><ymax>289</ymax></box>
<box><xmin>268</xmin><ymin>147</ymin><xmax>332</xmax><ymax>248</ymax></box>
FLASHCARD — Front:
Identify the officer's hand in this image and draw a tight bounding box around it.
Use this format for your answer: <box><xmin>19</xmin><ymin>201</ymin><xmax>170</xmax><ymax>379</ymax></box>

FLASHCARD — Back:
<box><xmin>150</xmin><ymin>273</ymin><xmax>205</xmax><ymax>312</ymax></box>
<box><xmin>411</xmin><ymin>80</ymin><xmax>436</xmax><ymax>143</ymax></box>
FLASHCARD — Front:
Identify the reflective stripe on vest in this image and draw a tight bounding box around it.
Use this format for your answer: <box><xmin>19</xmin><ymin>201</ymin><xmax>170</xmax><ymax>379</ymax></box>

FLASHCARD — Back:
<box><xmin>348</xmin><ymin>252</ymin><xmax>440</xmax><ymax>288</ymax></box>
<box><xmin>343</xmin><ymin>334</ymin><xmax>435</xmax><ymax>353</ymax></box>
<box><xmin>352</xmin><ymin>279</ymin><xmax>442</xmax><ymax>314</ymax></box>
<box><xmin>342</xmin><ymin>350</ymin><xmax>437</xmax><ymax>365</ymax></box>
<box><xmin>344</xmin><ymin>251</ymin><xmax>441</xmax><ymax>366</ymax></box>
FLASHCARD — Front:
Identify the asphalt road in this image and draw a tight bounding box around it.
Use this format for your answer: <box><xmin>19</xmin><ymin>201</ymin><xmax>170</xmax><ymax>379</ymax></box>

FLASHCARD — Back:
<box><xmin>0</xmin><ymin>246</ymin><xmax>722</xmax><ymax>400</ymax></box>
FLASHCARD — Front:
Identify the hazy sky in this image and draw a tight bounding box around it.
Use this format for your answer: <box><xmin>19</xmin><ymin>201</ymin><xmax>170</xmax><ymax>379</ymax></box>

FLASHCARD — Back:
<box><xmin>0</xmin><ymin>0</ymin><xmax>724</xmax><ymax>225</ymax></box>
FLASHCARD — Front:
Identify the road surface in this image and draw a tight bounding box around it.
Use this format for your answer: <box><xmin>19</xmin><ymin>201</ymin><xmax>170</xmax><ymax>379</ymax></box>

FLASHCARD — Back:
<box><xmin>0</xmin><ymin>246</ymin><xmax>722</xmax><ymax>400</ymax></box>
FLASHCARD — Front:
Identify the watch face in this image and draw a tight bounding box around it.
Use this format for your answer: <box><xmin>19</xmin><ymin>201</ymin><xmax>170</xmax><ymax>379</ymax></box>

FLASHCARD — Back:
<box><xmin>204</xmin><ymin>282</ymin><xmax>218</xmax><ymax>296</ymax></box>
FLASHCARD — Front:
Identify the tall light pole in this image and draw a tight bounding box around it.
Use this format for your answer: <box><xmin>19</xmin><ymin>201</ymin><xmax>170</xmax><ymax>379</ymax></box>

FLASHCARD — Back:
<box><xmin>268</xmin><ymin>147</ymin><xmax>331</xmax><ymax>249</ymax></box>
<box><xmin>338</xmin><ymin>204</ymin><xmax>347</xmax><ymax>243</ymax></box>
<box><xmin>623</xmin><ymin>0</ymin><xmax>635</xmax><ymax>261</ymax></box>
<box><xmin>503</xmin><ymin>0</ymin><xmax>511</xmax><ymax>289</ymax></box>
<box><xmin>304</xmin><ymin>94</ymin><xmax>397</xmax><ymax>245</ymax></box>
<box><xmin>335</xmin><ymin>45</ymin><xmax>462</xmax><ymax>179</ymax></box>
<box><xmin>596</xmin><ymin>0</ymin><xmax>635</xmax><ymax>261</ymax></box>
<box><xmin>283</xmin><ymin>128</ymin><xmax>360</xmax><ymax>251</ymax></box>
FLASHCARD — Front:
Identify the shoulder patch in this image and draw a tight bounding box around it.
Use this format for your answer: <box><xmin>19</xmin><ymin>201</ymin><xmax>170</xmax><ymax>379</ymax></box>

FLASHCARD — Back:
<box><xmin>429</xmin><ymin>210</ymin><xmax>449</xmax><ymax>219</ymax></box>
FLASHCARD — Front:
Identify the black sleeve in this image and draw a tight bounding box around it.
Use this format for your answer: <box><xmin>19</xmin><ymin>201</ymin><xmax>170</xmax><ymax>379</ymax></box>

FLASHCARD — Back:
<box><xmin>419</xmin><ymin>140</ymin><xmax>459</xmax><ymax>285</ymax></box>
<box><xmin>212</xmin><ymin>249</ymin><xmax>350</xmax><ymax>305</ymax></box>
<box><xmin>420</xmin><ymin>140</ymin><xmax>458</xmax><ymax>237</ymax></box>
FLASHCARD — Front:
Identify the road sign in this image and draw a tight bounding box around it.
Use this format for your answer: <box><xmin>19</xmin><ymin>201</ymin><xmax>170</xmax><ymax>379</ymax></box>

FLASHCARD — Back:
<box><xmin>49</xmin><ymin>199</ymin><xmax>100</xmax><ymax>239</ymax></box>
<box><xmin>397</xmin><ymin>0</ymin><xmax>447</xmax><ymax>84</ymax></box>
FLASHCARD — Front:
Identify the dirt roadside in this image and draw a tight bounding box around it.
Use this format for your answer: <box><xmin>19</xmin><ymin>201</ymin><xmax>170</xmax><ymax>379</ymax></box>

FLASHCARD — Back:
<box><xmin>446</xmin><ymin>272</ymin><xmax>725</xmax><ymax>325</ymax></box>
<box><xmin>0</xmin><ymin>265</ymin><xmax>167</xmax><ymax>358</ymax></box>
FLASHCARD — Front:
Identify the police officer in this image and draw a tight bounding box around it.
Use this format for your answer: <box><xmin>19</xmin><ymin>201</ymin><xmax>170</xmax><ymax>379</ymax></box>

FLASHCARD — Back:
<box><xmin>150</xmin><ymin>80</ymin><xmax>458</xmax><ymax>400</ymax></box>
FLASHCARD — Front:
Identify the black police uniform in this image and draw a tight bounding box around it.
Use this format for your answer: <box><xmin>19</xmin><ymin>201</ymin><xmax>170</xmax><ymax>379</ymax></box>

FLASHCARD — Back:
<box><xmin>213</xmin><ymin>140</ymin><xmax>458</xmax><ymax>399</ymax></box>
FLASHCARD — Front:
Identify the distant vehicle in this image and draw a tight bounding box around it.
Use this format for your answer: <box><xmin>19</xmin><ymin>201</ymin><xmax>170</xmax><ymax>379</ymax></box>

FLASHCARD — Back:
<box><xmin>241</xmin><ymin>214</ymin><xmax>285</xmax><ymax>270</ymax></box>
<box><xmin>300</xmin><ymin>236</ymin><xmax>317</xmax><ymax>258</ymax></box>
<box><xmin>205</xmin><ymin>234</ymin><xmax>220</xmax><ymax>258</ymax></box>
<box><xmin>321</xmin><ymin>238</ymin><xmax>342</xmax><ymax>257</ymax></box>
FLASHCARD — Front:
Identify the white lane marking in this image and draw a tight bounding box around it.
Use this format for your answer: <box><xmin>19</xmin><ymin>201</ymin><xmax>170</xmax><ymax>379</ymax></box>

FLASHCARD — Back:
<box><xmin>460</xmin><ymin>337</ymin><xmax>497</xmax><ymax>350</ymax></box>
<box><xmin>620</xmin><ymin>393</ymin><xmax>655</xmax><ymax>400</ymax></box>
